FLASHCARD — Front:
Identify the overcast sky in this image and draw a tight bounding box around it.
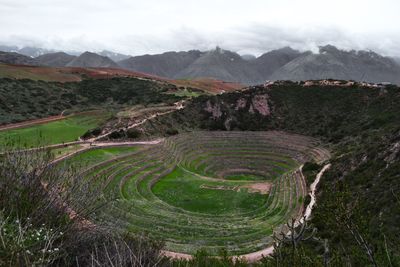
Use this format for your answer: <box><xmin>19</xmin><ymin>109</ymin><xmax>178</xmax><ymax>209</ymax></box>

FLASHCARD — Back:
<box><xmin>0</xmin><ymin>0</ymin><xmax>399</xmax><ymax>56</ymax></box>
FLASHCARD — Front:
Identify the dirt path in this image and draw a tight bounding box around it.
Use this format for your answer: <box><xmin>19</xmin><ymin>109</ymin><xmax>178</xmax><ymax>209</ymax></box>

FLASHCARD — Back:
<box><xmin>50</xmin><ymin>139</ymin><xmax>165</xmax><ymax>164</ymax></box>
<box><xmin>299</xmin><ymin>163</ymin><xmax>331</xmax><ymax>223</ymax></box>
<box><xmin>161</xmin><ymin>163</ymin><xmax>332</xmax><ymax>263</ymax></box>
<box><xmin>90</xmin><ymin>100</ymin><xmax>185</xmax><ymax>142</ymax></box>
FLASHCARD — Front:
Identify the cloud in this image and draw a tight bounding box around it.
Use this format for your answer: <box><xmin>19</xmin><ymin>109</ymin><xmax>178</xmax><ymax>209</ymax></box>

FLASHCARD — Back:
<box><xmin>0</xmin><ymin>0</ymin><xmax>399</xmax><ymax>57</ymax></box>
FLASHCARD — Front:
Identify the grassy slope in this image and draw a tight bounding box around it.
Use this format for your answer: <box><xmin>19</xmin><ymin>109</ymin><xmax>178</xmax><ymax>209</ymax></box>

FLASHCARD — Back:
<box><xmin>61</xmin><ymin>146</ymin><xmax>139</xmax><ymax>168</ymax></box>
<box><xmin>0</xmin><ymin>113</ymin><xmax>110</xmax><ymax>147</ymax></box>
<box><xmin>0</xmin><ymin>77</ymin><xmax>182</xmax><ymax>125</ymax></box>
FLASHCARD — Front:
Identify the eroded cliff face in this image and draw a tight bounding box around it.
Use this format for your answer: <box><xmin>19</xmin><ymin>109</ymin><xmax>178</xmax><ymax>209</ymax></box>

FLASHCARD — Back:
<box><xmin>204</xmin><ymin>100</ymin><xmax>222</xmax><ymax>119</ymax></box>
<box><xmin>215</xmin><ymin>94</ymin><xmax>271</xmax><ymax>116</ymax></box>
<box><xmin>235</xmin><ymin>98</ymin><xmax>247</xmax><ymax>110</ymax></box>
<box><xmin>202</xmin><ymin>92</ymin><xmax>273</xmax><ymax>130</ymax></box>
<box><xmin>251</xmin><ymin>94</ymin><xmax>271</xmax><ymax>116</ymax></box>
<box><xmin>234</xmin><ymin>95</ymin><xmax>271</xmax><ymax>115</ymax></box>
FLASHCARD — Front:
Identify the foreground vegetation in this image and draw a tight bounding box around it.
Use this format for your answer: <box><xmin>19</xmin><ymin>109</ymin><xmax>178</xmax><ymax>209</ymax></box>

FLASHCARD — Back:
<box><xmin>0</xmin><ymin>148</ymin><xmax>164</xmax><ymax>266</ymax></box>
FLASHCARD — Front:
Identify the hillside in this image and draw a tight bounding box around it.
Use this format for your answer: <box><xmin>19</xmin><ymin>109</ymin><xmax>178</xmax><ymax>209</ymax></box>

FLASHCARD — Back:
<box><xmin>0</xmin><ymin>77</ymin><xmax>181</xmax><ymax>125</ymax></box>
<box><xmin>119</xmin><ymin>45</ymin><xmax>400</xmax><ymax>85</ymax></box>
<box><xmin>252</xmin><ymin>47</ymin><xmax>302</xmax><ymax>78</ymax></box>
<box><xmin>0</xmin><ymin>45</ymin><xmax>55</xmax><ymax>57</ymax></box>
<box><xmin>35</xmin><ymin>52</ymin><xmax>77</xmax><ymax>67</ymax></box>
<box><xmin>98</xmin><ymin>50</ymin><xmax>130</xmax><ymax>61</ymax></box>
<box><xmin>0</xmin><ymin>51</ymin><xmax>38</xmax><ymax>65</ymax></box>
<box><xmin>119</xmin><ymin>50</ymin><xmax>203</xmax><ymax>77</ymax></box>
<box><xmin>66</xmin><ymin>51</ymin><xmax>119</xmax><ymax>68</ymax></box>
<box><xmin>1</xmin><ymin>46</ymin><xmax>400</xmax><ymax>85</ymax></box>
<box><xmin>175</xmin><ymin>47</ymin><xmax>263</xmax><ymax>84</ymax></box>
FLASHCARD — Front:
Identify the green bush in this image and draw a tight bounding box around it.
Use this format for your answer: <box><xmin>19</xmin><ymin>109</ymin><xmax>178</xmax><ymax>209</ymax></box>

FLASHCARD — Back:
<box><xmin>126</xmin><ymin>128</ymin><xmax>141</xmax><ymax>139</ymax></box>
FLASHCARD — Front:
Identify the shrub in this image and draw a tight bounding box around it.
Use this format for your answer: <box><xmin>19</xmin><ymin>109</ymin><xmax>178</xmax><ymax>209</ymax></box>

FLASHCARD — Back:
<box><xmin>0</xmin><ymin>146</ymin><xmax>165</xmax><ymax>266</ymax></box>
<box><xmin>166</xmin><ymin>128</ymin><xmax>179</xmax><ymax>136</ymax></box>
<box><xmin>109</xmin><ymin>130</ymin><xmax>125</xmax><ymax>139</ymax></box>
<box><xmin>82</xmin><ymin>127</ymin><xmax>102</xmax><ymax>139</ymax></box>
<box><xmin>126</xmin><ymin>128</ymin><xmax>141</xmax><ymax>139</ymax></box>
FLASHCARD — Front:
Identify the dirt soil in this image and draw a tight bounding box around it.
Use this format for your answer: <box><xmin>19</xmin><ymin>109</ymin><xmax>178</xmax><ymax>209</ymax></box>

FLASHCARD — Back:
<box><xmin>200</xmin><ymin>182</ymin><xmax>271</xmax><ymax>195</ymax></box>
<box><xmin>241</xmin><ymin>182</ymin><xmax>271</xmax><ymax>194</ymax></box>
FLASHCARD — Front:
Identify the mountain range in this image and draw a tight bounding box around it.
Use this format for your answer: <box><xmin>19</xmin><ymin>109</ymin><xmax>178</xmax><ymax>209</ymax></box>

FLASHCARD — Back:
<box><xmin>1</xmin><ymin>45</ymin><xmax>400</xmax><ymax>84</ymax></box>
<box><xmin>65</xmin><ymin>51</ymin><xmax>119</xmax><ymax>68</ymax></box>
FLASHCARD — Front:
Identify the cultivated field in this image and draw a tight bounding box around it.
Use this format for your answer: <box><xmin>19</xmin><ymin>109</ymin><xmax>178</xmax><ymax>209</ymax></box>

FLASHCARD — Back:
<box><xmin>0</xmin><ymin>112</ymin><xmax>110</xmax><ymax>147</ymax></box>
<box><xmin>65</xmin><ymin>131</ymin><xmax>330</xmax><ymax>255</ymax></box>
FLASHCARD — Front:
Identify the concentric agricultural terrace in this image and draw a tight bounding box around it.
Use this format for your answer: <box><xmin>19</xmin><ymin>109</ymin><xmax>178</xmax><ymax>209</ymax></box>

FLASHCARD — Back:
<box><xmin>72</xmin><ymin>131</ymin><xmax>330</xmax><ymax>255</ymax></box>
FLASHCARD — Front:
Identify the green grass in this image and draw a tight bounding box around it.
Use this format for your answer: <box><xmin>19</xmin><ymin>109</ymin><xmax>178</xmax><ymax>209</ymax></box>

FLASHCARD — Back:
<box><xmin>152</xmin><ymin>167</ymin><xmax>267</xmax><ymax>214</ymax></box>
<box><xmin>224</xmin><ymin>174</ymin><xmax>268</xmax><ymax>181</ymax></box>
<box><xmin>62</xmin><ymin>146</ymin><xmax>139</xmax><ymax>169</ymax></box>
<box><xmin>61</xmin><ymin>131</ymin><xmax>325</xmax><ymax>255</ymax></box>
<box><xmin>0</xmin><ymin>113</ymin><xmax>110</xmax><ymax>148</ymax></box>
<box><xmin>50</xmin><ymin>144</ymin><xmax>83</xmax><ymax>158</ymax></box>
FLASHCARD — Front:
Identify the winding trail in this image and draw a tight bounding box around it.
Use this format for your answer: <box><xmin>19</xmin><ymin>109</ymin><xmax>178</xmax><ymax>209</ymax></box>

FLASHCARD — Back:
<box><xmin>50</xmin><ymin>139</ymin><xmax>165</xmax><ymax>164</ymax></box>
<box><xmin>300</xmin><ymin>164</ymin><xmax>331</xmax><ymax>223</ymax></box>
<box><xmin>90</xmin><ymin>100</ymin><xmax>185</xmax><ymax>142</ymax></box>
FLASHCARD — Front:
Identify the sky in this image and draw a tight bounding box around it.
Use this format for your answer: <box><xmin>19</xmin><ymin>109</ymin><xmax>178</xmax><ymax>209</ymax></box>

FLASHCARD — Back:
<box><xmin>0</xmin><ymin>0</ymin><xmax>399</xmax><ymax>57</ymax></box>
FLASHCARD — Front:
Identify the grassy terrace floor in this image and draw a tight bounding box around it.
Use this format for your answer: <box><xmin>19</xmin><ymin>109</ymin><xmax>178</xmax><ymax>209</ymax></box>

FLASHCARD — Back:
<box><xmin>65</xmin><ymin>131</ymin><xmax>330</xmax><ymax>255</ymax></box>
<box><xmin>153</xmin><ymin>167</ymin><xmax>267</xmax><ymax>214</ymax></box>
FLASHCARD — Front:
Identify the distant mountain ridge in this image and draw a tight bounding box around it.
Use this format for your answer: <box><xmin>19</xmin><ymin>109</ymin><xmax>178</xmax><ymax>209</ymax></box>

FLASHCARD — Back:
<box><xmin>173</xmin><ymin>47</ymin><xmax>263</xmax><ymax>84</ymax></box>
<box><xmin>118</xmin><ymin>46</ymin><xmax>300</xmax><ymax>84</ymax></box>
<box><xmin>0</xmin><ymin>44</ymin><xmax>400</xmax><ymax>84</ymax></box>
<box><xmin>0</xmin><ymin>51</ymin><xmax>38</xmax><ymax>65</ymax></box>
<box><xmin>66</xmin><ymin>51</ymin><xmax>119</xmax><ymax>68</ymax></box>
<box><xmin>119</xmin><ymin>50</ymin><xmax>204</xmax><ymax>78</ymax></box>
<box><xmin>270</xmin><ymin>45</ymin><xmax>400</xmax><ymax>84</ymax></box>
<box><xmin>252</xmin><ymin>47</ymin><xmax>303</xmax><ymax>78</ymax></box>
<box><xmin>35</xmin><ymin>52</ymin><xmax>77</xmax><ymax>67</ymax></box>
<box><xmin>0</xmin><ymin>45</ymin><xmax>55</xmax><ymax>57</ymax></box>
<box><xmin>98</xmin><ymin>50</ymin><xmax>130</xmax><ymax>62</ymax></box>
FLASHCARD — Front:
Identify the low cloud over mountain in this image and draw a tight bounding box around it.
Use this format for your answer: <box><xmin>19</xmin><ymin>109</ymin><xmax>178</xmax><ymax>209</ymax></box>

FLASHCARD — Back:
<box><xmin>1</xmin><ymin>45</ymin><xmax>399</xmax><ymax>84</ymax></box>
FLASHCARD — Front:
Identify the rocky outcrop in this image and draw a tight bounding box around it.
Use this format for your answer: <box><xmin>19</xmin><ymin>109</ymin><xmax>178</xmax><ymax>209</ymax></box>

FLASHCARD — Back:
<box><xmin>251</xmin><ymin>94</ymin><xmax>270</xmax><ymax>116</ymax></box>
<box><xmin>204</xmin><ymin>100</ymin><xmax>222</xmax><ymax>119</ymax></box>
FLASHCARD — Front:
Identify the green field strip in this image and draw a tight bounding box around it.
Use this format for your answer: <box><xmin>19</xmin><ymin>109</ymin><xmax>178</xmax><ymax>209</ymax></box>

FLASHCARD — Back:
<box><xmin>0</xmin><ymin>112</ymin><xmax>110</xmax><ymax>147</ymax></box>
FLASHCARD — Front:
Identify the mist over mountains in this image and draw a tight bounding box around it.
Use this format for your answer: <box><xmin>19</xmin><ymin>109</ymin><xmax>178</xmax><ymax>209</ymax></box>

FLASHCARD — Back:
<box><xmin>1</xmin><ymin>44</ymin><xmax>400</xmax><ymax>84</ymax></box>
